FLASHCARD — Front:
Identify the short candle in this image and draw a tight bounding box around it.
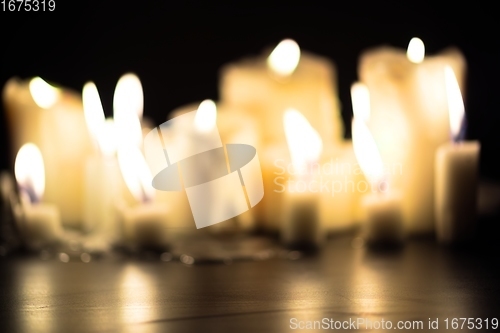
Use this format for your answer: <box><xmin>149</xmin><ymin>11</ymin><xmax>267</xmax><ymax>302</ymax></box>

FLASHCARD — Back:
<box><xmin>351</xmin><ymin>83</ymin><xmax>404</xmax><ymax>245</ymax></box>
<box><xmin>434</xmin><ymin>67</ymin><xmax>480</xmax><ymax>244</ymax></box>
<box><xmin>14</xmin><ymin>143</ymin><xmax>62</xmax><ymax>250</ymax></box>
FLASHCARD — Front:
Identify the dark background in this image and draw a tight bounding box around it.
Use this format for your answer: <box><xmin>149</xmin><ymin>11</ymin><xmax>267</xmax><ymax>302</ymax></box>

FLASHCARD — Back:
<box><xmin>1</xmin><ymin>2</ymin><xmax>499</xmax><ymax>178</ymax></box>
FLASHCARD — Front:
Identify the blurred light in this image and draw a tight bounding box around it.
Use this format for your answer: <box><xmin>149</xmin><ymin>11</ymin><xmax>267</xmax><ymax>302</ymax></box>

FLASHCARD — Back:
<box><xmin>407</xmin><ymin>37</ymin><xmax>425</xmax><ymax>63</ymax></box>
<box><xmin>14</xmin><ymin>143</ymin><xmax>45</xmax><ymax>202</ymax></box>
<box><xmin>351</xmin><ymin>82</ymin><xmax>371</xmax><ymax>122</ymax></box>
<box><xmin>444</xmin><ymin>66</ymin><xmax>465</xmax><ymax>141</ymax></box>
<box><xmin>29</xmin><ymin>77</ymin><xmax>60</xmax><ymax>109</ymax></box>
<box><xmin>194</xmin><ymin>99</ymin><xmax>217</xmax><ymax>133</ymax></box>
<box><xmin>267</xmin><ymin>39</ymin><xmax>301</xmax><ymax>76</ymax></box>
<box><xmin>284</xmin><ymin>109</ymin><xmax>323</xmax><ymax>174</ymax></box>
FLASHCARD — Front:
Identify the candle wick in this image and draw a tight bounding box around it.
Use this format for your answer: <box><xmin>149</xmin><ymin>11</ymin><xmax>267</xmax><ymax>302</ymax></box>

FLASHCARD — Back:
<box><xmin>452</xmin><ymin>115</ymin><xmax>467</xmax><ymax>143</ymax></box>
<box><xmin>19</xmin><ymin>184</ymin><xmax>38</xmax><ymax>204</ymax></box>
<box><xmin>139</xmin><ymin>184</ymin><xmax>151</xmax><ymax>204</ymax></box>
<box><xmin>376</xmin><ymin>174</ymin><xmax>389</xmax><ymax>195</ymax></box>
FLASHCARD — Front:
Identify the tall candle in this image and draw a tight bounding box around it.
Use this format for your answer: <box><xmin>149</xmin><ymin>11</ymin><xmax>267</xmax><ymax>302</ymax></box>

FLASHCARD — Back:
<box><xmin>83</xmin><ymin>74</ymin><xmax>145</xmax><ymax>237</ymax></box>
<box><xmin>281</xmin><ymin>109</ymin><xmax>325</xmax><ymax>248</ymax></box>
<box><xmin>435</xmin><ymin>67</ymin><xmax>480</xmax><ymax>244</ymax></box>
<box><xmin>351</xmin><ymin>83</ymin><xmax>404</xmax><ymax>245</ymax></box>
<box><xmin>168</xmin><ymin>100</ymin><xmax>260</xmax><ymax>233</ymax></box>
<box><xmin>82</xmin><ymin>83</ymin><xmax>121</xmax><ymax>236</ymax></box>
<box><xmin>220</xmin><ymin>40</ymin><xmax>346</xmax><ymax>234</ymax></box>
<box><xmin>3</xmin><ymin>77</ymin><xmax>93</xmax><ymax>227</ymax></box>
<box><xmin>14</xmin><ymin>143</ymin><xmax>62</xmax><ymax>250</ymax></box>
<box><xmin>358</xmin><ymin>37</ymin><xmax>466</xmax><ymax>235</ymax></box>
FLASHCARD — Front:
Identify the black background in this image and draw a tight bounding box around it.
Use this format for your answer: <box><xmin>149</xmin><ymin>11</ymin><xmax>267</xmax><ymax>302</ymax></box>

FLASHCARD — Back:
<box><xmin>1</xmin><ymin>2</ymin><xmax>499</xmax><ymax>178</ymax></box>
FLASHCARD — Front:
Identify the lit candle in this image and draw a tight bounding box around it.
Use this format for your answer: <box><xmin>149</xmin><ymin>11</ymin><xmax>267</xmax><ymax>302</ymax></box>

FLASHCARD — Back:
<box><xmin>220</xmin><ymin>39</ymin><xmax>344</xmax><ymax>233</ymax></box>
<box><xmin>260</xmin><ymin>134</ymin><xmax>358</xmax><ymax>236</ymax></box>
<box><xmin>82</xmin><ymin>82</ymin><xmax>122</xmax><ymax>236</ymax></box>
<box><xmin>351</xmin><ymin>83</ymin><xmax>404</xmax><ymax>245</ymax></box>
<box><xmin>220</xmin><ymin>39</ymin><xmax>343</xmax><ymax>148</ymax></box>
<box><xmin>281</xmin><ymin>109</ymin><xmax>325</xmax><ymax>249</ymax></box>
<box><xmin>3</xmin><ymin>77</ymin><xmax>93</xmax><ymax>227</ymax></box>
<box><xmin>435</xmin><ymin>67</ymin><xmax>480</xmax><ymax>244</ymax></box>
<box><xmin>167</xmin><ymin>100</ymin><xmax>260</xmax><ymax>233</ymax></box>
<box><xmin>14</xmin><ymin>143</ymin><xmax>62</xmax><ymax>250</ymax></box>
<box><xmin>156</xmin><ymin>100</ymin><xmax>256</xmax><ymax>233</ymax></box>
<box><xmin>145</xmin><ymin>100</ymin><xmax>264</xmax><ymax>232</ymax></box>
<box><xmin>190</xmin><ymin>100</ymin><xmax>237</xmax><ymax>233</ymax></box>
<box><xmin>358</xmin><ymin>37</ymin><xmax>466</xmax><ymax>235</ymax></box>
<box><xmin>116</xmin><ymin>146</ymin><xmax>169</xmax><ymax>249</ymax></box>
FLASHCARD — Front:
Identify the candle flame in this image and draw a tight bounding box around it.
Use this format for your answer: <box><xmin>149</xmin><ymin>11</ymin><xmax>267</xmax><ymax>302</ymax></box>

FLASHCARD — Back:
<box><xmin>14</xmin><ymin>143</ymin><xmax>45</xmax><ymax>202</ymax></box>
<box><xmin>83</xmin><ymin>82</ymin><xmax>118</xmax><ymax>156</ymax></box>
<box><xmin>96</xmin><ymin>118</ymin><xmax>119</xmax><ymax>157</ymax></box>
<box><xmin>113</xmin><ymin>73</ymin><xmax>144</xmax><ymax>119</ymax></box>
<box><xmin>284</xmin><ymin>109</ymin><xmax>322</xmax><ymax>173</ymax></box>
<box><xmin>444</xmin><ymin>66</ymin><xmax>465</xmax><ymax>141</ymax></box>
<box><xmin>352</xmin><ymin>119</ymin><xmax>384</xmax><ymax>185</ymax></box>
<box><xmin>83</xmin><ymin>81</ymin><xmax>106</xmax><ymax>142</ymax></box>
<box><xmin>113</xmin><ymin>74</ymin><xmax>143</xmax><ymax>148</ymax></box>
<box><xmin>29</xmin><ymin>77</ymin><xmax>60</xmax><ymax>109</ymax></box>
<box><xmin>194</xmin><ymin>99</ymin><xmax>217</xmax><ymax>133</ymax></box>
<box><xmin>351</xmin><ymin>82</ymin><xmax>370</xmax><ymax>122</ymax></box>
<box><xmin>267</xmin><ymin>39</ymin><xmax>301</xmax><ymax>77</ymax></box>
<box><xmin>118</xmin><ymin>146</ymin><xmax>156</xmax><ymax>203</ymax></box>
<box><xmin>406</xmin><ymin>37</ymin><xmax>425</xmax><ymax>64</ymax></box>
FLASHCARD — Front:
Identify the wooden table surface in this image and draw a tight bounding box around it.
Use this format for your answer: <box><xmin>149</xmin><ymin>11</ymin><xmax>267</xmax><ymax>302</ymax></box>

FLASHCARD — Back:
<box><xmin>1</xmin><ymin>230</ymin><xmax>499</xmax><ymax>333</ymax></box>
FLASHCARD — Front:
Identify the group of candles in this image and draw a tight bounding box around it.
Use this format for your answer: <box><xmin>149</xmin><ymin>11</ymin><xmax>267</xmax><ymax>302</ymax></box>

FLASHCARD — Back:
<box><xmin>1</xmin><ymin>37</ymin><xmax>479</xmax><ymax>253</ymax></box>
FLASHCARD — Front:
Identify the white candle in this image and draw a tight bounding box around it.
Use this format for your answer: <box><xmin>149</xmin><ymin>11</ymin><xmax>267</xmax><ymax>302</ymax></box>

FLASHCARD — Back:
<box><xmin>282</xmin><ymin>182</ymin><xmax>321</xmax><ymax>248</ymax></box>
<box><xmin>117</xmin><ymin>146</ymin><xmax>169</xmax><ymax>249</ymax></box>
<box><xmin>259</xmin><ymin>142</ymin><xmax>290</xmax><ymax>233</ymax></box>
<box><xmin>220</xmin><ymin>40</ymin><xmax>347</xmax><ymax>234</ymax></box>
<box><xmin>361</xmin><ymin>191</ymin><xmax>404</xmax><ymax>244</ymax></box>
<box><xmin>82</xmin><ymin>74</ymin><xmax>145</xmax><ymax>237</ymax></box>
<box><xmin>435</xmin><ymin>67</ymin><xmax>480</xmax><ymax>244</ymax></box>
<box><xmin>154</xmin><ymin>100</ymin><xmax>263</xmax><ymax>233</ymax></box>
<box><xmin>351</xmin><ymin>83</ymin><xmax>404</xmax><ymax>245</ymax></box>
<box><xmin>14</xmin><ymin>143</ymin><xmax>62</xmax><ymax>250</ymax></box>
<box><xmin>219</xmin><ymin>38</ymin><xmax>343</xmax><ymax>149</ymax></box>
<box><xmin>358</xmin><ymin>38</ymin><xmax>466</xmax><ymax>235</ymax></box>
<box><xmin>191</xmin><ymin>100</ymin><xmax>237</xmax><ymax>233</ymax></box>
<box><xmin>318</xmin><ymin>142</ymin><xmax>360</xmax><ymax>233</ymax></box>
<box><xmin>168</xmin><ymin>100</ymin><xmax>260</xmax><ymax>233</ymax></box>
<box><xmin>3</xmin><ymin>77</ymin><xmax>93</xmax><ymax>227</ymax></box>
<box><xmin>263</xmin><ymin>130</ymin><xmax>359</xmax><ymax>236</ymax></box>
<box><xmin>281</xmin><ymin>109</ymin><xmax>325</xmax><ymax>248</ymax></box>
<box><xmin>82</xmin><ymin>82</ymin><xmax>122</xmax><ymax>236</ymax></box>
